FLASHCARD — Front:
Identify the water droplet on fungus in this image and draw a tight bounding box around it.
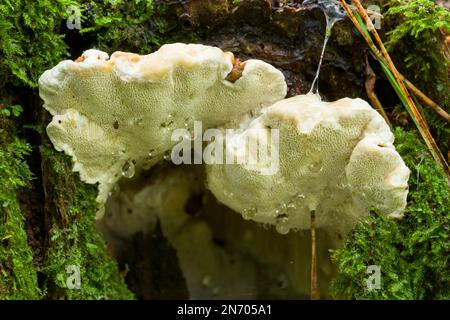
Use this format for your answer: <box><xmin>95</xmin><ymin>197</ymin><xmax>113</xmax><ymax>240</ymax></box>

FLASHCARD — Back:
<box><xmin>131</xmin><ymin>117</ymin><xmax>144</xmax><ymax>126</ymax></box>
<box><xmin>243</xmin><ymin>207</ymin><xmax>258</xmax><ymax>220</ymax></box>
<box><xmin>121</xmin><ymin>160</ymin><xmax>135</xmax><ymax>178</ymax></box>
<box><xmin>276</xmin><ymin>223</ymin><xmax>290</xmax><ymax>235</ymax></box>
<box><xmin>163</xmin><ymin>150</ymin><xmax>171</xmax><ymax>161</ymax></box>
<box><xmin>276</xmin><ymin>213</ymin><xmax>290</xmax><ymax>235</ymax></box>
<box><xmin>262</xmin><ymin>223</ymin><xmax>271</xmax><ymax>230</ymax></box>
<box><xmin>307</xmin><ymin>149</ymin><xmax>324</xmax><ymax>173</ymax></box>
<box><xmin>287</xmin><ymin>202</ymin><xmax>297</xmax><ymax>211</ymax></box>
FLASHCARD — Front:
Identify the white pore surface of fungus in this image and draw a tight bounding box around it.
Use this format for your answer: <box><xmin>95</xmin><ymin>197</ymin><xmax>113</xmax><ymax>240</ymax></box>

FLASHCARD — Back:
<box><xmin>206</xmin><ymin>94</ymin><xmax>410</xmax><ymax>235</ymax></box>
<box><xmin>39</xmin><ymin>43</ymin><xmax>287</xmax><ymax>208</ymax></box>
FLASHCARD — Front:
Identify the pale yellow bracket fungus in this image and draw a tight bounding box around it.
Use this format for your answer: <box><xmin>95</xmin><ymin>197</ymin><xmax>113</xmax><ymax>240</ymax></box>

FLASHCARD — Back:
<box><xmin>206</xmin><ymin>94</ymin><xmax>410</xmax><ymax>236</ymax></box>
<box><xmin>39</xmin><ymin>43</ymin><xmax>412</xmax><ymax>299</ymax></box>
<box><xmin>39</xmin><ymin>43</ymin><xmax>287</xmax><ymax>212</ymax></box>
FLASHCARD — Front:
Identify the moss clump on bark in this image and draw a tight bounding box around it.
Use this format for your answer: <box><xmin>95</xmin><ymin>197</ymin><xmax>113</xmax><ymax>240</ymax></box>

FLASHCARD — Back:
<box><xmin>330</xmin><ymin>127</ymin><xmax>450</xmax><ymax>299</ymax></box>
<box><xmin>0</xmin><ymin>0</ymin><xmax>77</xmax><ymax>87</ymax></box>
<box><xmin>39</xmin><ymin>143</ymin><xmax>134</xmax><ymax>299</ymax></box>
<box><xmin>0</xmin><ymin>114</ymin><xmax>41</xmax><ymax>299</ymax></box>
<box><xmin>384</xmin><ymin>0</ymin><xmax>450</xmax><ymax>155</ymax></box>
<box><xmin>78</xmin><ymin>0</ymin><xmax>172</xmax><ymax>53</ymax></box>
<box><xmin>0</xmin><ymin>0</ymin><xmax>134</xmax><ymax>299</ymax></box>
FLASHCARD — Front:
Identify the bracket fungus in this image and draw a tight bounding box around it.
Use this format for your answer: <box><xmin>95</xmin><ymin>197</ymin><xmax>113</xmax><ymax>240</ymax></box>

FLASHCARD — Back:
<box><xmin>206</xmin><ymin>94</ymin><xmax>410</xmax><ymax>235</ymax></box>
<box><xmin>39</xmin><ymin>43</ymin><xmax>287</xmax><ymax>209</ymax></box>
<box><xmin>39</xmin><ymin>42</ymin><xmax>411</xmax><ymax>298</ymax></box>
<box><xmin>39</xmin><ymin>43</ymin><xmax>410</xmax><ymax>232</ymax></box>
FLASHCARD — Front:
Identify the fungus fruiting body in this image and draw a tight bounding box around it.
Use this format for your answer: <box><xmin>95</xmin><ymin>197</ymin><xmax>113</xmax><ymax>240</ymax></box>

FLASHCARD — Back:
<box><xmin>39</xmin><ymin>43</ymin><xmax>411</xmax><ymax>298</ymax></box>
<box><xmin>39</xmin><ymin>43</ymin><xmax>410</xmax><ymax>232</ymax></box>
<box><xmin>39</xmin><ymin>43</ymin><xmax>287</xmax><ymax>209</ymax></box>
<box><xmin>206</xmin><ymin>94</ymin><xmax>410</xmax><ymax>235</ymax></box>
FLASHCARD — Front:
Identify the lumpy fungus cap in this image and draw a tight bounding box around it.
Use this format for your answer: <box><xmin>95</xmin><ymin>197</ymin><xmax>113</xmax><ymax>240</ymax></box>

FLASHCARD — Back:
<box><xmin>39</xmin><ymin>43</ymin><xmax>287</xmax><ymax>208</ymax></box>
<box><xmin>206</xmin><ymin>94</ymin><xmax>410</xmax><ymax>235</ymax></box>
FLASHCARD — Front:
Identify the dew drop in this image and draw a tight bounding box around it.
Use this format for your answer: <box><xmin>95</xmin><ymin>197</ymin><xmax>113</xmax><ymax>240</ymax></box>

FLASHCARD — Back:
<box><xmin>182</xmin><ymin>131</ymin><xmax>192</xmax><ymax>141</ymax></box>
<box><xmin>276</xmin><ymin>224</ymin><xmax>290</xmax><ymax>235</ymax></box>
<box><xmin>287</xmin><ymin>202</ymin><xmax>296</xmax><ymax>211</ymax></box>
<box><xmin>296</xmin><ymin>193</ymin><xmax>306</xmax><ymax>200</ymax></box>
<box><xmin>184</xmin><ymin>116</ymin><xmax>193</xmax><ymax>127</ymax></box>
<box><xmin>202</xmin><ymin>275</ymin><xmax>211</xmax><ymax>287</ymax></box>
<box><xmin>307</xmin><ymin>150</ymin><xmax>323</xmax><ymax>173</ymax></box>
<box><xmin>276</xmin><ymin>214</ymin><xmax>290</xmax><ymax>235</ymax></box>
<box><xmin>262</xmin><ymin>223</ymin><xmax>271</xmax><ymax>230</ymax></box>
<box><xmin>163</xmin><ymin>150</ymin><xmax>171</xmax><ymax>161</ymax></box>
<box><xmin>148</xmin><ymin>148</ymin><xmax>155</xmax><ymax>159</ymax></box>
<box><xmin>224</xmin><ymin>190</ymin><xmax>234</xmax><ymax>198</ymax></box>
<box><xmin>121</xmin><ymin>160</ymin><xmax>135</xmax><ymax>178</ymax></box>
<box><xmin>275</xmin><ymin>203</ymin><xmax>287</xmax><ymax>218</ymax></box>
<box><xmin>212</xmin><ymin>287</ymin><xmax>221</xmax><ymax>296</ymax></box>
<box><xmin>243</xmin><ymin>207</ymin><xmax>258</xmax><ymax>220</ymax></box>
<box><xmin>131</xmin><ymin>117</ymin><xmax>144</xmax><ymax>126</ymax></box>
<box><xmin>164</xmin><ymin>113</ymin><xmax>175</xmax><ymax>131</ymax></box>
<box><xmin>337</xmin><ymin>180</ymin><xmax>347</xmax><ymax>189</ymax></box>
<box><xmin>309</xmin><ymin>162</ymin><xmax>323</xmax><ymax>173</ymax></box>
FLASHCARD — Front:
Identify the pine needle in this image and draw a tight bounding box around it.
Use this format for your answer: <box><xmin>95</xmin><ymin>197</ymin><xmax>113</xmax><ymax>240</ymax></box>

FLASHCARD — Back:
<box><xmin>339</xmin><ymin>0</ymin><xmax>450</xmax><ymax>183</ymax></box>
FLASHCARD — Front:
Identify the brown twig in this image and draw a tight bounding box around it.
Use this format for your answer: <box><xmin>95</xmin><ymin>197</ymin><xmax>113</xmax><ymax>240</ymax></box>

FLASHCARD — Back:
<box><xmin>364</xmin><ymin>55</ymin><xmax>391</xmax><ymax>125</ymax></box>
<box><xmin>401</xmin><ymin>77</ymin><xmax>450</xmax><ymax>123</ymax></box>
<box><xmin>340</xmin><ymin>0</ymin><xmax>449</xmax><ymax>123</ymax></box>
<box><xmin>330</xmin><ymin>0</ymin><xmax>382</xmax><ymax>18</ymax></box>
<box><xmin>310</xmin><ymin>210</ymin><xmax>320</xmax><ymax>300</ymax></box>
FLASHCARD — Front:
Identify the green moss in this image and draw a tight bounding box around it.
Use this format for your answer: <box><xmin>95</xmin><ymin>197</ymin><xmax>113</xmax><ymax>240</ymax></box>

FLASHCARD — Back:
<box><xmin>78</xmin><ymin>0</ymin><xmax>168</xmax><ymax>53</ymax></box>
<box><xmin>330</xmin><ymin>127</ymin><xmax>450</xmax><ymax>299</ymax></box>
<box><xmin>0</xmin><ymin>0</ymin><xmax>197</xmax><ymax>88</ymax></box>
<box><xmin>0</xmin><ymin>0</ymin><xmax>79</xmax><ymax>87</ymax></box>
<box><xmin>385</xmin><ymin>0</ymin><xmax>449</xmax><ymax>86</ymax></box>
<box><xmin>76</xmin><ymin>0</ymin><xmax>199</xmax><ymax>54</ymax></box>
<box><xmin>0</xmin><ymin>119</ymin><xmax>41</xmax><ymax>299</ymax></box>
<box><xmin>384</xmin><ymin>0</ymin><xmax>450</xmax><ymax>154</ymax></box>
<box><xmin>39</xmin><ymin>144</ymin><xmax>134</xmax><ymax>300</ymax></box>
<box><xmin>0</xmin><ymin>116</ymin><xmax>134</xmax><ymax>299</ymax></box>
